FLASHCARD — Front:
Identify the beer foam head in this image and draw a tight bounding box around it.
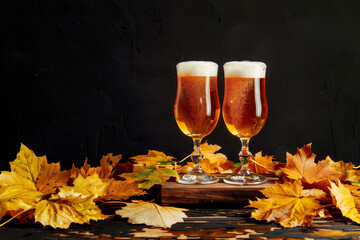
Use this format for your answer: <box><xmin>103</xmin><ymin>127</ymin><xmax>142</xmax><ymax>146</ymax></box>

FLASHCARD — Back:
<box><xmin>224</xmin><ymin>61</ymin><xmax>266</xmax><ymax>78</ymax></box>
<box><xmin>177</xmin><ymin>61</ymin><xmax>218</xmax><ymax>77</ymax></box>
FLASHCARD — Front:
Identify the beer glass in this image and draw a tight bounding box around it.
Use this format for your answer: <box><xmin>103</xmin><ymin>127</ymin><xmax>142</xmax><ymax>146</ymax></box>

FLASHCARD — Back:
<box><xmin>222</xmin><ymin>61</ymin><xmax>268</xmax><ymax>185</ymax></box>
<box><xmin>174</xmin><ymin>61</ymin><xmax>220</xmax><ymax>184</ymax></box>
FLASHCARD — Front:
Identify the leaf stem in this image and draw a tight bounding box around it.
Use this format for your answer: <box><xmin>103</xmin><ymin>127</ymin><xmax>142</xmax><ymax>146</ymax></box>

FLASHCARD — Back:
<box><xmin>0</xmin><ymin>208</ymin><xmax>33</xmax><ymax>228</ymax></box>
<box><xmin>178</xmin><ymin>153</ymin><xmax>192</xmax><ymax>163</ymax></box>
<box><xmin>248</xmin><ymin>158</ymin><xmax>275</xmax><ymax>173</ymax></box>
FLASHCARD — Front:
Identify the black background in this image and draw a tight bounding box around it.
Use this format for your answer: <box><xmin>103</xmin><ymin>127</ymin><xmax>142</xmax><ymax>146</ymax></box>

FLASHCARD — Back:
<box><xmin>1</xmin><ymin>0</ymin><xmax>360</xmax><ymax>170</ymax></box>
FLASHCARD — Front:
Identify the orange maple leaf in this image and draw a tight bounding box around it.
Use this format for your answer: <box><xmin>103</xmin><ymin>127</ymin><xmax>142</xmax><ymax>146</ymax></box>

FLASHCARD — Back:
<box><xmin>248</xmin><ymin>151</ymin><xmax>279</xmax><ymax>174</ymax></box>
<box><xmin>187</xmin><ymin>142</ymin><xmax>233</xmax><ymax>174</ymax></box>
<box><xmin>281</xmin><ymin>144</ymin><xmax>342</xmax><ymax>185</ymax></box>
<box><xmin>70</xmin><ymin>153</ymin><xmax>122</xmax><ymax>180</ymax></box>
<box><xmin>247</xmin><ymin>180</ymin><xmax>324</xmax><ymax>227</ymax></box>
<box><xmin>36</xmin><ymin>162</ymin><xmax>70</xmax><ymax>195</ymax></box>
<box><xmin>97</xmin><ymin>178</ymin><xmax>145</xmax><ymax>202</ymax></box>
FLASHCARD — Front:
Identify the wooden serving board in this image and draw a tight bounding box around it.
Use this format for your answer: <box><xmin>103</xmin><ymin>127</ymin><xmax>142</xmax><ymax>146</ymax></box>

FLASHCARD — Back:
<box><xmin>161</xmin><ymin>174</ymin><xmax>278</xmax><ymax>205</ymax></box>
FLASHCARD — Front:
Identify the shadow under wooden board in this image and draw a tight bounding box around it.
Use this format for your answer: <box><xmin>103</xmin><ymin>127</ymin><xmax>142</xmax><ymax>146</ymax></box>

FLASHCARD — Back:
<box><xmin>161</xmin><ymin>174</ymin><xmax>278</xmax><ymax>205</ymax></box>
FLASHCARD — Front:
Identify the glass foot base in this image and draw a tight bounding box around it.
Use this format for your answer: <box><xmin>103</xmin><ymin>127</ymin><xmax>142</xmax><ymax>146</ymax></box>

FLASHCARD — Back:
<box><xmin>223</xmin><ymin>173</ymin><xmax>267</xmax><ymax>185</ymax></box>
<box><xmin>178</xmin><ymin>172</ymin><xmax>219</xmax><ymax>184</ymax></box>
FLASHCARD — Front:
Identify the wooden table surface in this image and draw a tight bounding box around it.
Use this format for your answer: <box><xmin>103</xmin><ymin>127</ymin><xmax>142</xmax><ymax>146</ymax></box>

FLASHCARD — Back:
<box><xmin>1</xmin><ymin>205</ymin><xmax>360</xmax><ymax>239</ymax></box>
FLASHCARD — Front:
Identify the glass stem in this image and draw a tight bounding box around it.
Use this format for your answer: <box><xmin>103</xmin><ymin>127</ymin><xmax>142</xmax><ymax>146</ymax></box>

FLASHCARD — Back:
<box><xmin>239</xmin><ymin>138</ymin><xmax>252</xmax><ymax>174</ymax></box>
<box><xmin>192</xmin><ymin>139</ymin><xmax>204</xmax><ymax>173</ymax></box>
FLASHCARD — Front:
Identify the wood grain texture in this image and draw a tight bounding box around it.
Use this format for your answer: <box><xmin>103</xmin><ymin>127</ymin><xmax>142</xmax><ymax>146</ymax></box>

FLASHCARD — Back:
<box><xmin>161</xmin><ymin>175</ymin><xmax>278</xmax><ymax>205</ymax></box>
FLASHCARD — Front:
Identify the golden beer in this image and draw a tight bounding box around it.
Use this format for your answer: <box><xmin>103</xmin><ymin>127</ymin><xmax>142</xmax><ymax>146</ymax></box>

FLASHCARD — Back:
<box><xmin>222</xmin><ymin>77</ymin><xmax>267</xmax><ymax>139</ymax></box>
<box><xmin>222</xmin><ymin>61</ymin><xmax>268</xmax><ymax>185</ymax></box>
<box><xmin>174</xmin><ymin>75</ymin><xmax>220</xmax><ymax>140</ymax></box>
<box><xmin>174</xmin><ymin>61</ymin><xmax>220</xmax><ymax>184</ymax></box>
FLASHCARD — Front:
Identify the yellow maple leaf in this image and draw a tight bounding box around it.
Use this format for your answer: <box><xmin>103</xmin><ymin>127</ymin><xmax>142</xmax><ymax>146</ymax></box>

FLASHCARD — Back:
<box><xmin>9</xmin><ymin>143</ymin><xmax>47</xmax><ymax>189</ymax></box>
<box><xmin>0</xmin><ymin>185</ymin><xmax>42</xmax><ymax>221</ymax></box>
<box><xmin>247</xmin><ymin>180</ymin><xmax>323</xmax><ymax>227</ymax></box>
<box><xmin>34</xmin><ymin>191</ymin><xmax>107</xmax><ymax>229</ymax></box>
<box><xmin>116</xmin><ymin>200</ymin><xmax>187</xmax><ymax>228</ymax></box>
<box><xmin>60</xmin><ymin>173</ymin><xmax>109</xmax><ymax>199</ymax></box>
<box><xmin>130</xmin><ymin>150</ymin><xmax>175</xmax><ymax>167</ymax></box>
<box><xmin>329</xmin><ymin>180</ymin><xmax>360</xmax><ymax>223</ymax></box>
<box><xmin>0</xmin><ymin>171</ymin><xmax>36</xmax><ymax>191</ymax></box>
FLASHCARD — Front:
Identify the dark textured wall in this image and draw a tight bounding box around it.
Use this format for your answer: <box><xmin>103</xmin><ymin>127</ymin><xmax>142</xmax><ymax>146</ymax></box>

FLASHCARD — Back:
<box><xmin>1</xmin><ymin>0</ymin><xmax>360</xmax><ymax>170</ymax></box>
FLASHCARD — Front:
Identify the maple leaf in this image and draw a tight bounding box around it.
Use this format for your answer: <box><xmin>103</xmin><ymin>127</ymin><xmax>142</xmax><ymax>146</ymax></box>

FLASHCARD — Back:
<box><xmin>61</xmin><ymin>173</ymin><xmax>109</xmax><ymax>199</ymax></box>
<box><xmin>97</xmin><ymin>178</ymin><xmax>145</xmax><ymax>202</ymax></box>
<box><xmin>130</xmin><ymin>150</ymin><xmax>175</xmax><ymax>167</ymax></box>
<box><xmin>34</xmin><ymin>191</ymin><xmax>107</xmax><ymax>229</ymax></box>
<box><xmin>5</xmin><ymin>144</ymin><xmax>70</xmax><ymax>195</ymax></box>
<box><xmin>116</xmin><ymin>200</ymin><xmax>187</xmax><ymax>228</ymax></box>
<box><xmin>329</xmin><ymin>180</ymin><xmax>360</xmax><ymax>224</ymax></box>
<box><xmin>9</xmin><ymin>143</ymin><xmax>48</xmax><ymax>189</ymax></box>
<box><xmin>113</xmin><ymin>162</ymin><xmax>134</xmax><ymax>178</ymax></box>
<box><xmin>247</xmin><ymin>180</ymin><xmax>324</xmax><ymax>227</ymax></box>
<box><xmin>281</xmin><ymin>144</ymin><xmax>342</xmax><ymax>184</ymax></box>
<box><xmin>36</xmin><ymin>162</ymin><xmax>70</xmax><ymax>195</ymax></box>
<box><xmin>98</xmin><ymin>153</ymin><xmax>122</xmax><ymax>179</ymax></box>
<box><xmin>0</xmin><ymin>171</ymin><xmax>36</xmax><ymax>191</ymax></box>
<box><xmin>248</xmin><ymin>152</ymin><xmax>279</xmax><ymax>174</ymax></box>
<box><xmin>186</xmin><ymin>142</ymin><xmax>233</xmax><ymax>174</ymax></box>
<box><xmin>0</xmin><ymin>185</ymin><xmax>42</xmax><ymax>221</ymax></box>
<box><xmin>121</xmin><ymin>165</ymin><xmax>179</xmax><ymax>189</ymax></box>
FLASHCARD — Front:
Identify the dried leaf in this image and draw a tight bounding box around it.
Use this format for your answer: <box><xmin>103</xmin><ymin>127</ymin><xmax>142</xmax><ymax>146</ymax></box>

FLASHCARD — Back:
<box><xmin>281</xmin><ymin>144</ymin><xmax>341</xmax><ymax>184</ymax></box>
<box><xmin>36</xmin><ymin>162</ymin><xmax>70</xmax><ymax>195</ymax></box>
<box><xmin>121</xmin><ymin>165</ymin><xmax>179</xmax><ymax>190</ymax></box>
<box><xmin>9</xmin><ymin>143</ymin><xmax>47</xmax><ymax>189</ymax></box>
<box><xmin>34</xmin><ymin>192</ymin><xmax>106</xmax><ymax>229</ymax></box>
<box><xmin>61</xmin><ymin>173</ymin><xmax>109</xmax><ymax>199</ymax></box>
<box><xmin>116</xmin><ymin>200</ymin><xmax>187</xmax><ymax>228</ymax></box>
<box><xmin>247</xmin><ymin>180</ymin><xmax>323</xmax><ymax>227</ymax></box>
<box><xmin>248</xmin><ymin>152</ymin><xmax>279</xmax><ymax>174</ymax></box>
<box><xmin>186</xmin><ymin>142</ymin><xmax>233</xmax><ymax>174</ymax></box>
<box><xmin>0</xmin><ymin>185</ymin><xmax>42</xmax><ymax>221</ymax></box>
<box><xmin>96</xmin><ymin>178</ymin><xmax>145</xmax><ymax>202</ymax></box>
<box><xmin>0</xmin><ymin>171</ymin><xmax>36</xmax><ymax>191</ymax></box>
<box><xmin>130</xmin><ymin>150</ymin><xmax>175</xmax><ymax>167</ymax></box>
<box><xmin>329</xmin><ymin>180</ymin><xmax>360</xmax><ymax>224</ymax></box>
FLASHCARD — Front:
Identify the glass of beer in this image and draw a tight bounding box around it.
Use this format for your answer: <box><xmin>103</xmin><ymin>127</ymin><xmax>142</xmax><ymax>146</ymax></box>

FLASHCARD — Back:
<box><xmin>222</xmin><ymin>61</ymin><xmax>268</xmax><ymax>185</ymax></box>
<box><xmin>174</xmin><ymin>61</ymin><xmax>220</xmax><ymax>184</ymax></box>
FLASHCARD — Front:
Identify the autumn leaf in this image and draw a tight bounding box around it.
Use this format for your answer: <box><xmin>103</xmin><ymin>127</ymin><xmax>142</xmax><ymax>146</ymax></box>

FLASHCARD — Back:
<box><xmin>34</xmin><ymin>191</ymin><xmax>107</xmax><ymax>229</ymax></box>
<box><xmin>5</xmin><ymin>144</ymin><xmax>70</xmax><ymax>195</ymax></box>
<box><xmin>70</xmin><ymin>153</ymin><xmax>122</xmax><ymax>180</ymax></box>
<box><xmin>130</xmin><ymin>150</ymin><xmax>175</xmax><ymax>167</ymax></box>
<box><xmin>247</xmin><ymin>180</ymin><xmax>324</xmax><ymax>227</ymax></box>
<box><xmin>36</xmin><ymin>162</ymin><xmax>70</xmax><ymax>195</ymax></box>
<box><xmin>97</xmin><ymin>178</ymin><xmax>145</xmax><ymax>202</ymax></box>
<box><xmin>9</xmin><ymin>143</ymin><xmax>48</xmax><ymax>189</ymax></box>
<box><xmin>185</xmin><ymin>142</ymin><xmax>233</xmax><ymax>174</ymax></box>
<box><xmin>0</xmin><ymin>185</ymin><xmax>42</xmax><ymax>221</ymax></box>
<box><xmin>121</xmin><ymin>165</ymin><xmax>179</xmax><ymax>189</ymax></box>
<box><xmin>281</xmin><ymin>144</ymin><xmax>342</xmax><ymax>184</ymax></box>
<box><xmin>248</xmin><ymin>152</ymin><xmax>279</xmax><ymax>174</ymax></box>
<box><xmin>61</xmin><ymin>173</ymin><xmax>109</xmax><ymax>199</ymax></box>
<box><xmin>0</xmin><ymin>171</ymin><xmax>36</xmax><ymax>191</ymax></box>
<box><xmin>329</xmin><ymin>180</ymin><xmax>360</xmax><ymax>224</ymax></box>
<box><xmin>113</xmin><ymin>162</ymin><xmax>134</xmax><ymax>179</ymax></box>
<box><xmin>116</xmin><ymin>200</ymin><xmax>187</xmax><ymax>228</ymax></box>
